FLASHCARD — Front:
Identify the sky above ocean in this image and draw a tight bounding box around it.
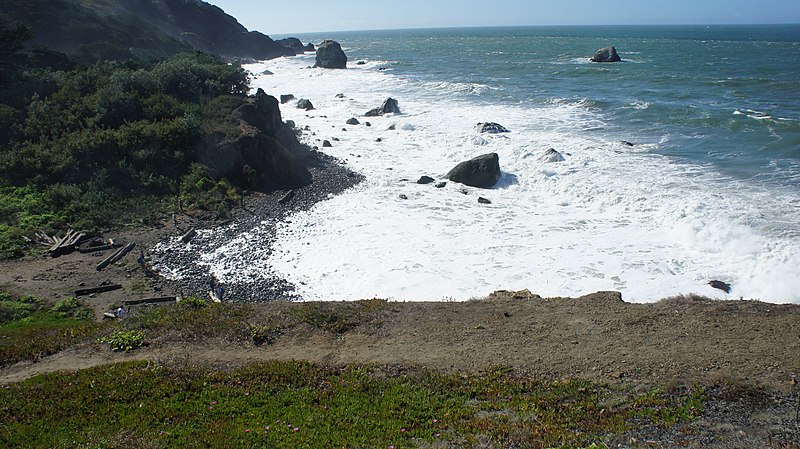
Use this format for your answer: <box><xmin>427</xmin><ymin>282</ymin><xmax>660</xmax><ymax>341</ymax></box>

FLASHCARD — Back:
<box><xmin>204</xmin><ymin>0</ymin><xmax>800</xmax><ymax>34</ymax></box>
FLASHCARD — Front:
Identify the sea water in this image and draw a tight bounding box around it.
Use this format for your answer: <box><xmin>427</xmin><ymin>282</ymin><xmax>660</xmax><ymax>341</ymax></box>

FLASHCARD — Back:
<box><xmin>219</xmin><ymin>25</ymin><xmax>799</xmax><ymax>303</ymax></box>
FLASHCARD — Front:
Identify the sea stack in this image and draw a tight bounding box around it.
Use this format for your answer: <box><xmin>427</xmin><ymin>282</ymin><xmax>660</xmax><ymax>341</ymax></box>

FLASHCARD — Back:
<box><xmin>590</xmin><ymin>46</ymin><xmax>621</xmax><ymax>63</ymax></box>
<box><xmin>315</xmin><ymin>40</ymin><xmax>347</xmax><ymax>68</ymax></box>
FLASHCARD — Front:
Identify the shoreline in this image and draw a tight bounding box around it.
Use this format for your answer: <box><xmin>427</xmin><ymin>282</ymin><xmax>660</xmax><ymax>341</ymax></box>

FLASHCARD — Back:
<box><xmin>151</xmin><ymin>150</ymin><xmax>365</xmax><ymax>302</ymax></box>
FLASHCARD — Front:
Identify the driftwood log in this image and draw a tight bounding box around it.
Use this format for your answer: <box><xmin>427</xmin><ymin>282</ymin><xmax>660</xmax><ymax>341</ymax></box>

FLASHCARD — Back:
<box><xmin>123</xmin><ymin>296</ymin><xmax>178</xmax><ymax>306</ymax></box>
<box><xmin>75</xmin><ymin>283</ymin><xmax>122</xmax><ymax>296</ymax></box>
<box><xmin>96</xmin><ymin>242</ymin><xmax>136</xmax><ymax>271</ymax></box>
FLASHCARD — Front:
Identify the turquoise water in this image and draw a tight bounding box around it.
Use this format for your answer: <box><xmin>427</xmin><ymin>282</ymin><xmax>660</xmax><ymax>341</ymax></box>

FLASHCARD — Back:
<box><xmin>289</xmin><ymin>25</ymin><xmax>800</xmax><ymax>187</ymax></box>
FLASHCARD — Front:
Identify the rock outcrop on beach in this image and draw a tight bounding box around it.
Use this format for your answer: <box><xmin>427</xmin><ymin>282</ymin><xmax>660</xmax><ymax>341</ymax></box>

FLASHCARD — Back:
<box><xmin>478</xmin><ymin>122</ymin><xmax>510</xmax><ymax>134</ymax></box>
<box><xmin>276</xmin><ymin>37</ymin><xmax>314</xmax><ymax>54</ymax></box>
<box><xmin>197</xmin><ymin>89</ymin><xmax>311</xmax><ymax>191</ymax></box>
<box><xmin>315</xmin><ymin>40</ymin><xmax>348</xmax><ymax>69</ymax></box>
<box><xmin>590</xmin><ymin>46</ymin><xmax>622</xmax><ymax>63</ymax></box>
<box><xmin>296</xmin><ymin>99</ymin><xmax>314</xmax><ymax>111</ymax></box>
<box><xmin>446</xmin><ymin>153</ymin><xmax>502</xmax><ymax>189</ymax></box>
<box><xmin>365</xmin><ymin>98</ymin><xmax>401</xmax><ymax>116</ymax></box>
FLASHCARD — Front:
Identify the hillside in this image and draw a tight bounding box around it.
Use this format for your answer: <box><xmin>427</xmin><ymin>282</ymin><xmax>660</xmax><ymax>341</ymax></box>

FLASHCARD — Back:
<box><xmin>1</xmin><ymin>0</ymin><xmax>295</xmax><ymax>63</ymax></box>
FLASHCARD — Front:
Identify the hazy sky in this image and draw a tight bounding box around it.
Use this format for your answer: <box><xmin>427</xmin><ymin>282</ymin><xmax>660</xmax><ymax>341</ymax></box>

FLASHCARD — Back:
<box><xmin>204</xmin><ymin>0</ymin><xmax>800</xmax><ymax>35</ymax></box>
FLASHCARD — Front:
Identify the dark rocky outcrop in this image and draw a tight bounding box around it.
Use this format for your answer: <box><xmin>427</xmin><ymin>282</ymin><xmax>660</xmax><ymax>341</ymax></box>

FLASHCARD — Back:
<box><xmin>280</xmin><ymin>94</ymin><xmax>295</xmax><ymax>104</ymax></box>
<box><xmin>314</xmin><ymin>40</ymin><xmax>347</xmax><ymax>69</ymax></box>
<box><xmin>275</xmin><ymin>37</ymin><xmax>314</xmax><ymax>53</ymax></box>
<box><xmin>590</xmin><ymin>46</ymin><xmax>621</xmax><ymax>63</ymax></box>
<box><xmin>197</xmin><ymin>88</ymin><xmax>311</xmax><ymax>191</ymax></box>
<box><xmin>478</xmin><ymin>122</ymin><xmax>510</xmax><ymax>134</ymax></box>
<box><xmin>322</xmin><ymin>140</ymin><xmax>332</xmax><ymax>148</ymax></box>
<box><xmin>296</xmin><ymin>99</ymin><xmax>314</xmax><ymax>111</ymax></box>
<box><xmin>708</xmin><ymin>280</ymin><xmax>732</xmax><ymax>294</ymax></box>
<box><xmin>365</xmin><ymin>98</ymin><xmax>400</xmax><ymax>117</ymax></box>
<box><xmin>446</xmin><ymin>153</ymin><xmax>502</xmax><ymax>189</ymax></box>
<box><xmin>346</xmin><ymin>118</ymin><xmax>360</xmax><ymax>125</ymax></box>
<box><xmin>417</xmin><ymin>176</ymin><xmax>435</xmax><ymax>185</ymax></box>
<box><xmin>478</xmin><ymin>197</ymin><xmax>492</xmax><ymax>204</ymax></box>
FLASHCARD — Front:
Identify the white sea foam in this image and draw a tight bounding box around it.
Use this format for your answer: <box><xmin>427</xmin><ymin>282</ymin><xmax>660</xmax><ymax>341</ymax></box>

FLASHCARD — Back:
<box><xmin>192</xmin><ymin>54</ymin><xmax>800</xmax><ymax>303</ymax></box>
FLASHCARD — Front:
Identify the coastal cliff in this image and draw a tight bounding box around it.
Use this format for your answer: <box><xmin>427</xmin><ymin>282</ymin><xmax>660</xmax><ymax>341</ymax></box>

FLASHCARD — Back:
<box><xmin>1</xmin><ymin>0</ymin><xmax>295</xmax><ymax>63</ymax></box>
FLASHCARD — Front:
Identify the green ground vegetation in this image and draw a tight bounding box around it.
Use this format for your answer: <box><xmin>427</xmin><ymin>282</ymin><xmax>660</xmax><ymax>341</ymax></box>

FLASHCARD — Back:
<box><xmin>0</xmin><ymin>19</ymin><xmax>250</xmax><ymax>259</ymax></box>
<box><xmin>0</xmin><ymin>293</ymin><xmax>707</xmax><ymax>448</ymax></box>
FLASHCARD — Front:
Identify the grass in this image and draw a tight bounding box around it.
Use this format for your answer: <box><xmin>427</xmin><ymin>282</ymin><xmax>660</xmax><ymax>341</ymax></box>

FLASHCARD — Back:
<box><xmin>0</xmin><ymin>360</ymin><xmax>704</xmax><ymax>449</ymax></box>
<box><xmin>0</xmin><ymin>291</ymin><xmax>99</xmax><ymax>366</ymax></box>
<box><xmin>0</xmin><ymin>294</ymin><xmax>710</xmax><ymax>448</ymax></box>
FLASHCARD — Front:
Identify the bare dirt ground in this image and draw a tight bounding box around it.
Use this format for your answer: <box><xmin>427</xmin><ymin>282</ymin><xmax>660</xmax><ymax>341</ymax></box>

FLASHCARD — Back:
<box><xmin>1</xmin><ymin>195</ymin><xmax>799</xmax><ymax>447</ymax></box>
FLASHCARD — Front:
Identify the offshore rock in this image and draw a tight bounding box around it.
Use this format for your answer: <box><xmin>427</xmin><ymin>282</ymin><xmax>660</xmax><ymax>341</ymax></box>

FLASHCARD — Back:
<box><xmin>346</xmin><ymin>117</ymin><xmax>360</xmax><ymax>125</ymax></box>
<box><xmin>539</xmin><ymin>148</ymin><xmax>565</xmax><ymax>163</ymax></box>
<box><xmin>280</xmin><ymin>94</ymin><xmax>295</xmax><ymax>104</ymax></box>
<box><xmin>365</xmin><ymin>98</ymin><xmax>401</xmax><ymax>116</ymax></box>
<box><xmin>315</xmin><ymin>40</ymin><xmax>347</xmax><ymax>68</ymax></box>
<box><xmin>446</xmin><ymin>153</ymin><xmax>502</xmax><ymax>189</ymax></box>
<box><xmin>276</xmin><ymin>37</ymin><xmax>314</xmax><ymax>53</ymax></box>
<box><xmin>478</xmin><ymin>122</ymin><xmax>510</xmax><ymax>134</ymax></box>
<box><xmin>591</xmin><ymin>46</ymin><xmax>621</xmax><ymax>62</ymax></box>
<box><xmin>417</xmin><ymin>176</ymin><xmax>435</xmax><ymax>184</ymax></box>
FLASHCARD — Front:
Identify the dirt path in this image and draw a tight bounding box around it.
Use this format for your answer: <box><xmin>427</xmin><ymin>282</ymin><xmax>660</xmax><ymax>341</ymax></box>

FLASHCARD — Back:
<box><xmin>3</xmin><ymin>291</ymin><xmax>798</xmax><ymax>392</ymax></box>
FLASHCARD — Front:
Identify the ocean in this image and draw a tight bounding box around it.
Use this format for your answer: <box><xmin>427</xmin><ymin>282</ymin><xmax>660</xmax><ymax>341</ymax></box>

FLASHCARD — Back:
<box><xmin>221</xmin><ymin>25</ymin><xmax>799</xmax><ymax>303</ymax></box>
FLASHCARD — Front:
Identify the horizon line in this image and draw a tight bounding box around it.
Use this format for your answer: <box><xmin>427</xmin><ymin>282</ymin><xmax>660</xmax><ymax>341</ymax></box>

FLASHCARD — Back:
<box><xmin>269</xmin><ymin>22</ymin><xmax>800</xmax><ymax>38</ymax></box>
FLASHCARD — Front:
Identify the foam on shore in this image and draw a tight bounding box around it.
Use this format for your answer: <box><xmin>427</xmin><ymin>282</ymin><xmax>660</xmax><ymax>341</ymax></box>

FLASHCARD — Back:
<box><xmin>162</xmin><ymin>52</ymin><xmax>800</xmax><ymax>303</ymax></box>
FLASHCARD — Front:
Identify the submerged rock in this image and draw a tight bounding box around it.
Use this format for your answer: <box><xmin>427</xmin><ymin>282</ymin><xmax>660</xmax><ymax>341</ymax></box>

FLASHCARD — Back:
<box><xmin>446</xmin><ymin>153</ymin><xmax>502</xmax><ymax>189</ymax></box>
<box><xmin>477</xmin><ymin>122</ymin><xmax>510</xmax><ymax>134</ymax></box>
<box><xmin>590</xmin><ymin>46</ymin><xmax>621</xmax><ymax>63</ymax></box>
<box><xmin>314</xmin><ymin>40</ymin><xmax>347</xmax><ymax>68</ymax></box>
<box><xmin>478</xmin><ymin>197</ymin><xmax>492</xmax><ymax>204</ymax></box>
<box><xmin>365</xmin><ymin>98</ymin><xmax>401</xmax><ymax>116</ymax></box>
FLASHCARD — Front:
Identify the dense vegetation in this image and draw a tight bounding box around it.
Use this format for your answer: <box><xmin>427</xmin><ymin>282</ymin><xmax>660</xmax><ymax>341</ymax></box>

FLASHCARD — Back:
<box><xmin>0</xmin><ymin>19</ymin><xmax>251</xmax><ymax>259</ymax></box>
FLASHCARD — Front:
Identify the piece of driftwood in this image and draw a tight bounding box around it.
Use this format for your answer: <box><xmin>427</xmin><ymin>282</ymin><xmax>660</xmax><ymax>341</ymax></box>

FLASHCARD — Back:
<box><xmin>95</xmin><ymin>242</ymin><xmax>136</xmax><ymax>271</ymax></box>
<box><xmin>49</xmin><ymin>229</ymin><xmax>86</xmax><ymax>257</ymax></box>
<box><xmin>278</xmin><ymin>190</ymin><xmax>296</xmax><ymax>204</ymax></box>
<box><xmin>180</xmin><ymin>228</ymin><xmax>197</xmax><ymax>243</ymax></box>
<box><xmin>123</xmin><ymin>296</ymin><xmax>178</xmax><ymax>306</ymax></box>
<box><xmin>75</xmin><ymin>283</ymin><xmax>122</xmax><ymax>296</ymax></box>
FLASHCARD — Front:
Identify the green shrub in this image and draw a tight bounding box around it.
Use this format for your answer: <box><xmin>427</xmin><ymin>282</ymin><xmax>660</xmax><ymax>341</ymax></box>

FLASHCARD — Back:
<box><xmin>100</xmin><ymin>330</ymin><xmax>145</xmax><ymax>352</ymax></box>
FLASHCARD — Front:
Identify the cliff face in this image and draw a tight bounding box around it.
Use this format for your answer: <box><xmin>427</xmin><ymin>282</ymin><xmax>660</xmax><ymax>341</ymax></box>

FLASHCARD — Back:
<box><xmin>1</xmin><ymin>0</ymin><xmax>292</xmax><ymax>63</ymax></box>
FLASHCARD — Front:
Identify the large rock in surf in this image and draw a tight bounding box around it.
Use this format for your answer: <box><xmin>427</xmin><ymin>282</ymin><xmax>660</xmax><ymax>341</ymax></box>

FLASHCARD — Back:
<box><xmin>196</xmin><ymin>89</ymin><xmax>311</xmax><ymax>191</ymax></box>
<box><xmin>365</xmin><ymin>98</ymin><xmax>401</xmax><ymax>116</ymax></box>
<box><xmin>539</xmin><ymin>148</ymin><xmax>565</xmax><ymax>163</ymax></box>
<box><xmin>296</xmin><ymin>99</ymin><xmax>314</xmax><ymax>110</ymax></box>
<box><xmin>446</xmin><ymin>153</ymin><xmax>502</xmax><ymax>189</ymax></box>
<box><xmin>478</xmin><ymin>122</ymin><xmax>510</xmax><ymax>134</ymax></box>
<box><xmin>590</xmin><ymin>46</ymin><xmax>621</xmax><ymax>63</ymax></box>
<box><xmin>315</xmin><ymin>40</ymin><xmax>347</xmax><ymax>68</ymax></box>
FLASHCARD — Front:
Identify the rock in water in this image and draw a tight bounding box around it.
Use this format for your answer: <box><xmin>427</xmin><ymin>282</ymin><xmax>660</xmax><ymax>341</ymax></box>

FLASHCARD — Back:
<box><xmin>280</xmin><ymin>94</ymin><xmax>295</xmax><ymax>104</ymax></box>
<box><xmin>590</xmin><ymin>46</ymin><xmax>621</xmax><ymax>63</ymax></box>
<box><xmin>477</xmin><ymin>122</ymin><xmax>510</xmax><ymax>134</ymax></box>
<box><xmin>539</xmin><ymin>148</ymin><xmax>565</xmax><ymax>163</ymax></box>
<box><xmin>346</xmin><ymin>117</ymin><xmax>360</xmax><ymax>125</ymax></box>
<box><xmin>296</xmin><ymin>99</ymin><xmax>314</xmax><ymax>110</ymax></box>
<box><xmin>708</xmin><ymin>280</ymin><xmax>732</xmax><ymax>294</ymax></box>
<box><xmin>365</xmin><ymin>98</ymin><xmax>401</xmax><ymax>116</ymax></box>
<box><xmin>417</xmin><ymin>176</ymin><xmax>435</xmax><ymax>184</ymax></box>
<box><xmin>315</xmin><ymin>40</ymin><xmax>347</xmax><ymax>68</ymax></box>
<box><xmin>446</xmin><ymin>153</ymin><xmax>502</xmax><ymax>188</ymax></box>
